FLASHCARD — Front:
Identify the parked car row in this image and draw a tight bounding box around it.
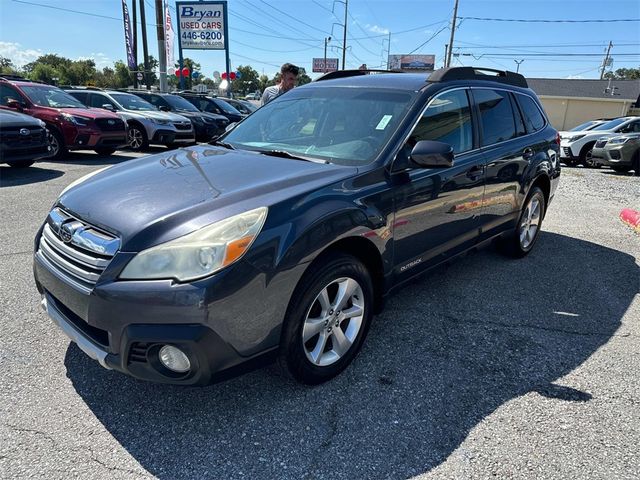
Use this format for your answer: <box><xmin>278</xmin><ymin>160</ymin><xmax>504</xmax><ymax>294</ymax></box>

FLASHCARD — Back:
<box><xmin>0</xmin><ymin>75</ymin><xmax>252</xmax><ymax>166</ymax></box>
<box><xmin>559</xmin><ymin>116</ymin><xmax>640</xmax><ymax>173</ymax></box>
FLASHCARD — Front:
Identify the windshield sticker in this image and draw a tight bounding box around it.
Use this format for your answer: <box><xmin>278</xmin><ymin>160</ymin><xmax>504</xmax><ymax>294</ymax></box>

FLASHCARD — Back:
<box><xmin>376</xmin><ymin>115</ymin><xmax>393</xmax><ymax>130</ymax></box>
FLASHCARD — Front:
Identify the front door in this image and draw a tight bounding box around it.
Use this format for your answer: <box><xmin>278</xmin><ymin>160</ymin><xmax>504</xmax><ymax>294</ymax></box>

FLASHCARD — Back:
<box><xmin>392</xmin><ymin>88</ymin><xmax>486</xmax><ymax>281</ymax></box>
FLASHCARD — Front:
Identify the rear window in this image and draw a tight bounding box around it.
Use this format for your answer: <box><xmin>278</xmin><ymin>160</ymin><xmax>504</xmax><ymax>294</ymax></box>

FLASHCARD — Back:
<box><xmin>592</xmin><ymin>118</ymin><xmax>627</xmax><ymax>131</ymax></box>
<box><xmin>516</xmin><ymin>94</ymin><xmax>545</xmax><ymax>133</ymax></box>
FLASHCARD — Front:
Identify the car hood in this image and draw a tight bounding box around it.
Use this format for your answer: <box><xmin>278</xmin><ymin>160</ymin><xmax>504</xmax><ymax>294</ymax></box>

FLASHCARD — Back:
<box><xmin>174</xmin><ymin>110</ymin><xmax>227</xmax><ymax>122</ymax></box>
<box><xmin>56</xmin><ymin>107</ymin><xmax>120</xmax><ymax>119</ymax></box>
<box><xmin>57</xmin><ymin>145</ymin><xmax>358</xmax><ymax>251</ymax></box>
<box><xmin>124</xmin><ymin>110</ymin><xmax>188</xmax><ymax>122</ymax></box>
<box><xmin>0</xmin><ymin>109</ymin><xmax>43</xmax><ymax>127</ymax></box>
<box><xmin>560</xmin><ymin>129</ymin><xmax>613</xmax><ymax>138</ymax></box>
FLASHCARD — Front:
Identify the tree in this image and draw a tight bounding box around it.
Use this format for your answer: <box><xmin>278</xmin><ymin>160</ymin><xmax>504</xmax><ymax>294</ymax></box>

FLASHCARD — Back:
<box><xmin>94</xmin><ymin>67</ymin><xmax>116</xmax><ymax>88</ymax></box>
<box><xmin>297</xmin><ymin>67</ymin><xmax>312</xmax><ymax>86</ymax></box>
<box><xmin>113</xmin><ymin>60</ymin><xmax>133</xmax><ymax>88</ymax></box>
<box><xmin>30</xmin><ymin>63</ymin><xmax>58</xmax><ymax>84</ymax></box>
<box><xmin>138</xmin><ymin>55</ymin><xmax>159</xmax><ymax>86</ymax></box>
<box><xmin>168</xmin><ymin>57</ymin><xmax>201</xmax><ymax>90</ymax></box>
<box><xmin>258</xmin><ymin>74</ymin><xmax>269</xmax><ymax>93</ymax></box>
<box><xmin>0</xmin><ymin>56</ymin><xmax>19</xmax><ymax>76</ymax></box>
<box><xmin>231</xmin><ymin>65</ymin><xmax>259</xmax><ymax>96</ymax></box>
<box><xmin>604</xmin><ymin>67</ymin><xmax>640</xmax><ymax>80</ymax></box>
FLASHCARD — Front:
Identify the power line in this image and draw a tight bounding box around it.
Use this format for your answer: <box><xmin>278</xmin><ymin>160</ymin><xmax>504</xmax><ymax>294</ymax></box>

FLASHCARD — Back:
<box><xmin>459</xmin><ymin>17</ymin><xmax>640</xmax><ymax>23</ymax></box>
<box><xmin>409</xmin><ymin>26</ymin><xmax>449</xmax><ymax>55</ymax></box>
<box><xmin>241</xmin><ymin>0</ymin><xmax>322</xmax><ymax>41</ymax></box>
<box><xmin>257</xmin><ymin>0</ymin><xmax>330</xmax><ymax>35</ymax></box>
<box><xmin>12</xmin><ymin>0</ymin><xmax>160</xmax><ymax>27</ymax></box>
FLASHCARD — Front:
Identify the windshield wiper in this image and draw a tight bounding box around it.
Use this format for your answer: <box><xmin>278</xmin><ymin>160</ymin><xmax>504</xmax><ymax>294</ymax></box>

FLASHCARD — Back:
<box><xmin>256</xmin><ymin>149</ymin><xmax>316</xmax><ymax>162</ymax></box>
<box><xmin>211</xmin><ymin>140</ymin><xmax>235</xmax><ymax>150</ymax></box>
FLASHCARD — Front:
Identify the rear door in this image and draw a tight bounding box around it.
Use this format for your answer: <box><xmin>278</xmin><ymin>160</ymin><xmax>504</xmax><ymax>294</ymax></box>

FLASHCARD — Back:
<box><xmin>471</xmin><ymin>88</ymin><xmax>533</xmax><ymax>237</ymax></box>
<box><xmin>392</xmin><ymin>88</ymin><xmax>487</xmax><ymax>280</ymax></box>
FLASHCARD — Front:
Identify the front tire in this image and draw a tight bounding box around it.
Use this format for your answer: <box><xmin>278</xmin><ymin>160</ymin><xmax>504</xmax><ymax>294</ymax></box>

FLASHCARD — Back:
<box><xmin>499</xmin><ymin>186</ymin><xmax>546</xmax><ymax>258</ymax></box>
<box><xmin>279</xmin><ymin>253</ymin><xmax>374</xmax><ymax>385</ymax></box>
<box><xmin>127</xmin><ymin>124</ymin><xmax>149</xmax><ymax>151</ymax></box>
<box><xmin>6</xmin><ymin>160</ymin><xmax>35</xmax><ymax>168</ymax></box>
<box><xmin>47</xmin><ymin>128</ymin><xmax>67</xmax><ymax>159</ymax></box>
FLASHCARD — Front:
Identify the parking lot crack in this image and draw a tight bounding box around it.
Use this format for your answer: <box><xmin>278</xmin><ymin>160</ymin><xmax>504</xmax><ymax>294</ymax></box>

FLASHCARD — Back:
<box><xmin>0</xmin><ymin>250</ymin><xmax>33</xmax><ymax>257</ymax></box>
<box><xmin>5</xmin><ymin>423</ymin><xmax>57</xmax><ymax>446</ymax></box>
<box><xmin>443</xmin><ymin>315</ymin><xmax>633</xmax><ymax>338</ymax></box>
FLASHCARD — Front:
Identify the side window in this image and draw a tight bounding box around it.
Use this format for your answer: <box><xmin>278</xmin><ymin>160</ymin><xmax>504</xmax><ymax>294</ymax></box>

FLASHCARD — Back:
<box><xmin>409</xmin><ymin>89</ymin><xmax>473</xmax><ymax>154</ymax></box>
<box><xmin>474</xmin><ymin>89</ymin><xmax>517</xmax><ymax>146</ymax></box>
<box><xmin>620</xmin><ymin>121</ymin><xmax>640</xmax><ymax>133</ymax></box>
<box><xmin>0</xmin><ymin>84</ymin><xmax>24</xmax><ymax>105</ymax></box>
<box><xmin>510</xmin><ymin>94</ymin><xmax>526</xmax><ymax>136</ymax></box>
<box><xmin>89</xmin><ymin>94</ymin><xmax>114</xmax><ymax>109</ymax></box>
<box><xmin>516</xmin><ymin>93</ymin><xmax>545</xmax><ymax>133</ymax></box>
<box><xmin>71</xmin><ymin>91</ymin><xmax>88</xmax><ymax>105</ymax></box>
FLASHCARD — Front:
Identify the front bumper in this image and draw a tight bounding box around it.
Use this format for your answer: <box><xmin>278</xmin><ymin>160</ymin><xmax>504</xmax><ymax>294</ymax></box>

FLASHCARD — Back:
<box><xmin>590</xmin><ymin>146</ymin><xmax>631</xmax><ymax>167</ymax></box>
<box><xmin>62</xmin><ymin>125</ymin><xmax>128</xmax><ymax>150</ymax></box>
<box><xmin>559</xmin><ymin>141</ymin><xmax>578</xmax><ymax>159</ymax></box>
<box><xmin>151</xmin><ymin>129</ymin><xmax>196</xmax><ymax>146</ymax></box>
<box><xmin>0</xmin><ymin>143</ymin><xmax>52</xmax><ymax>163</ymax></box>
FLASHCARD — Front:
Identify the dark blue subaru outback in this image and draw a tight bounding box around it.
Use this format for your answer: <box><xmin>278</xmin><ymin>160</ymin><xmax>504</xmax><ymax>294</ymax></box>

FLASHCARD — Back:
<box><xmin>34</xmin><ymin>67</ymin><xmax>560</xmax><ymax>385</ymax></box>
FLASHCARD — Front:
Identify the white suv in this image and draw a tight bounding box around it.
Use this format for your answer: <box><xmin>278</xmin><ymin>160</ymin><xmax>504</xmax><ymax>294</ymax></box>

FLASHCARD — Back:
<box><xmin>559</xmin><ymin>116</ymin><xmax>640</xmax><ymax>167</ymax></box>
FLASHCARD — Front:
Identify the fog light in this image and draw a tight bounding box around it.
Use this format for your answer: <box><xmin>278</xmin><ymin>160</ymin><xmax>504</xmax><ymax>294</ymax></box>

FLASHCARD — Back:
<box><xmin>158</xmin><ymin>345</ymin><xmax>191</xmax><ymax>373</ymax></box>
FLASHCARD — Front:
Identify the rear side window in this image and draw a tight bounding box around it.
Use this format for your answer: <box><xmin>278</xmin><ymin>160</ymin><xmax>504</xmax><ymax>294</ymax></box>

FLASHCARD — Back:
<box><xmin>474</xmin><ymin>89</ymin><xmax>516</xmax><ymax>146</ymax></box>
<box><xmin>88</xmin><ymin>94</ymin><xmax>114</xmax><ymax>109</ymax></box>
<box><xmin>516</xmin><ymin>94</ymin><xmax>545</xmax><ymax>133</ymax></box>
<box><xmin>410</xmin><ymin>89</ymin><xmax>473</xmax><ymax>154</ymax></box>
<box><xmin>70</xmin><ymin>91</ymin><xmax>88</xmax><ymax>104</ymax></box>
<box><xmin>0</xmin><ymin>84</ymin><xmax>24</xmax><ymax>105</ymax></box>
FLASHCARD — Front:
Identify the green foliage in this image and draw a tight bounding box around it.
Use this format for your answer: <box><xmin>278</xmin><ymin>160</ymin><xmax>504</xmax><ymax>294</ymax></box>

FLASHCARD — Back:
<box><xmin>604</xmin><ymin>67</ymin><xmax>640</xmax><ymax>80</ymax></box>
<box><xmin>231</xmin><ymin>65</ymin><xmax>260</xmax><ymax>95</ymax></box>
<box><xmin>30</xmin><ymin>64</ymin><xmax>58</xmax><ymax>84</ymax></box>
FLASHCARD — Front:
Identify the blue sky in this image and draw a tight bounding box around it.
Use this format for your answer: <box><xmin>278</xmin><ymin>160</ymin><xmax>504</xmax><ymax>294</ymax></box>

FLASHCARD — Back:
<box><xmin>1</xmin><ymin>0</ymin><xmax>639</xmax><ymax>80</ymax></box>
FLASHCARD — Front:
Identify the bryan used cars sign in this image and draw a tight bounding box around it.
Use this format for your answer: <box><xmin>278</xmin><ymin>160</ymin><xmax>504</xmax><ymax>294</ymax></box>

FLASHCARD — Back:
<box><xmin>176</xmin><ymin>1</ymin><xmax>227</xmax><ymax>50</ymax></box>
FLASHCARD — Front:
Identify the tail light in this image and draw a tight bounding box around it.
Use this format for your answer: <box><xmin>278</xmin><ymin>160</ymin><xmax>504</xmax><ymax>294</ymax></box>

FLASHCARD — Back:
<box><xmin>555</xmin><ymin>132</ymin><xmax>561</xmax><ymax>145</ymax></box>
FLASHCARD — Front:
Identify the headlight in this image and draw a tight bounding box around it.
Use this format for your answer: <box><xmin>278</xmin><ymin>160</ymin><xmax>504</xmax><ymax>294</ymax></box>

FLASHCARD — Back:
<box><xmin>120</xmin><ymin>206</ymin><xmax>268</xmax><ymax>282</ymax></box>
<box><xmin>60</xmin><ymin>113</ymin><xmax>91</xmax><ymax>126</ymax></box>
<box><xmin>608</xmin><ymin>137</ymin><xmax>629</xmax><ymax>145</ymax></box>
<box><xmin>568</xmin><ymin>135</ymin><xmax>586</xmax><ymax>142</ymax></box>
<box><xmin>37</xmin><ymin>119</ymin><xmax>46</xmax><ymax>128</ymax></box>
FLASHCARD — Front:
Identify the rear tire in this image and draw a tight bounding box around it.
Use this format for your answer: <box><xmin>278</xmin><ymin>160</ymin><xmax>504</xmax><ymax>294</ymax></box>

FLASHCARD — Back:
<box><xmin>498</xmin><ymin>186</ymin><xmax>546</xmax><ymax>258</ymax></box>
<box><xmin>279</xmin><ymin>253</ymin><xmax>374</xmax><ymax>385</ymax></box>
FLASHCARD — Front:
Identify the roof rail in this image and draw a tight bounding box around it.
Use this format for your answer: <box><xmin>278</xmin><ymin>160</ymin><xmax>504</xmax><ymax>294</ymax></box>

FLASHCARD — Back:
<box><xmin>315</xmin><ymin>69</ymin><xmax>403</xmax><ymax>82</ymax></box>
<box><xmin>427</xmin><ymin>67</ymin><xmax>528</xmax><ymax>88</ymax></box>
<box><xmin>62</xmin><ymin>85</ymin><xmax>104</xmax><ymax>91</ymax></box>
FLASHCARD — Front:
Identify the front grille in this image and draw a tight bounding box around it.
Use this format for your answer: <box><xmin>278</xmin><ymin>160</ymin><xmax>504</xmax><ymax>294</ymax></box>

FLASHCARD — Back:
<box><xmin>595</xmin><ymin>139</ymin><xmax>608</xmax><ymax>148</ymax></box>
<box><xmin>174</xmin><ymin>122</ymin><xmax>191</xmax><ymax>131</ymax></box>
<box><xmin>128</xmin><ymin>342</ymin><xmax>150</xmax><ymax>364</ymax></box>
<box><xmin>0</xmin><ymin>127</ymin><xmax>46</xmax><ymax>147</ymax></box>
<box><xmin>37</xmin><ymin>208</ymin><xmax>120</xmax><ymax>291</ymax></box>
<box><xmin>95</xmin><ymin>118</ymin><xmax>126</xmax><ymax>132</ymax></box>
<box><xmin>610</xmin><ymin>150</ymin><xmax>621</xmax><ymax>160</ymax></box>
<box><xmin>100</xmin><ymin>137</ymin><xmax>126</xmax><ymax>146</ymax></box>
<box><xmin>175</xmin><ymin>133</ymin><xmax>194</xmax><ymax>140</ymax></box>
<box><xmin>562</xmin><ymin>147</ymin><xmax>572</xmax><ymax>157</ymax></box>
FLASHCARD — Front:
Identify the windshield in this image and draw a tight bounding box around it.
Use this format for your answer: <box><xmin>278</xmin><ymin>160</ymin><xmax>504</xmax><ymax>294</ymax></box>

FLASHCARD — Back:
<box><xmin>111</xmin><ymin>93</ymin><xmax>157</xmax><ymax>111</ymax></box>
<box><xmin>223</xmin><ymin>87</ymin><xmax>416</xmax><ymax>166</ymax></box>
<box><xmin>226</xmin><ymin>99</ymin><xmax>252</xmax><ymax>114</ymax></box>
<box><xmin>570</xmin><ymin>121</ymin><xmax>599</xmax><ymax>132</ymax></box>
<box><xmin>21</xmin><ymin>86</ymin><xmax>86</xmax><ymax>108</ymax></box>
<box><xmin>592</xmin><ymin>118</ymin><xmax>627</xmax><ymax>131</ymax></box>
<box><xmin>214</xmin><ymin>98</ymin><xmax>242</xmax><ymax>115</ymax></box>
<box><xmin>164</xmin><ymin>94</ymin><xmax>200</xmax><ymax>112</ymax></box>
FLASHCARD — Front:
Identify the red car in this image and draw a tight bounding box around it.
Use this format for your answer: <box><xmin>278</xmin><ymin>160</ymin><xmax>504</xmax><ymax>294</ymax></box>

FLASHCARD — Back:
<box><xmin>0</xmin><ymin>76</ymin><xmax>128</xmax><ymax>158</ymax></box>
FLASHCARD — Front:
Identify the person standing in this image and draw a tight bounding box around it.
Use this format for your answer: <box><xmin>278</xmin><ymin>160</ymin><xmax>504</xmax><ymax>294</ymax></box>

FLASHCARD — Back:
<box><xmin>261</xmin><ymin>63</ymin><xmax>300</xmax><ymax>106</ymax></box>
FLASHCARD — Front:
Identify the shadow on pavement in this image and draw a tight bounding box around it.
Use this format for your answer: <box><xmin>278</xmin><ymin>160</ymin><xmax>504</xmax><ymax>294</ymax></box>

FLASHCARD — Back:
<box><xmin>0</xmin><ymin>165</ymin><xmax>64</xmax><ymax>187</ymax></box>
<box><xmin>46</xmin><ymin>150</ymin><xmax>141</xmax><ymax>167</ymax></box>
<box><xmin>64</xmin><ymin>232</ymin><xmax>637</xmax><ymax>479</ymax></box>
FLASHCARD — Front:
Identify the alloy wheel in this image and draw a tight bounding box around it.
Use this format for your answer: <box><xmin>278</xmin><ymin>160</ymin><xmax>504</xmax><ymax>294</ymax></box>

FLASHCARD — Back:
<box><xmin>302</xmin><ymin>277</ymin><xmax>365</xmax><ymax>367</ymax></box>
<box><xmin>47</xmin><ymin>130</ymin><xmax>60</xmax><ymax>157</ymax></box>
<box><xmin>519</xmin><ymin>196</ymin><xmax>541</xmax><ymax>250</ymax></box>
<box><xmin>128</xmin><ymin>128</ymin><xmax>143</xmax><ymax>150</ymax></box>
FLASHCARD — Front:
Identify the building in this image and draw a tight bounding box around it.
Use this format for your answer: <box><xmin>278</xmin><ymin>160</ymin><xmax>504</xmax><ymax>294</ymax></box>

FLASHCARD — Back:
<box><xmin>527</xmin><ymin>78</ymin><xmax>640</xmax><ymax>130</ymax></box>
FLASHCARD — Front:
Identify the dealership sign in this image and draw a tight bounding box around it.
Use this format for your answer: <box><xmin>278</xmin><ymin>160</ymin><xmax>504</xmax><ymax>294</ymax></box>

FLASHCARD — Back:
<box><xmin>176</xmin><ymin>1</ymin><xmax>227</xmax><ymax>50</ymax></box>
<box><xmin>388</xmin><ymin>54</ymin><xmax>435</xmax><ymax>72</ymax></box>
<box><xmin>312</xmin><ymin>58</ymin><xmax>339</xmax><ymax>73</ymax></box>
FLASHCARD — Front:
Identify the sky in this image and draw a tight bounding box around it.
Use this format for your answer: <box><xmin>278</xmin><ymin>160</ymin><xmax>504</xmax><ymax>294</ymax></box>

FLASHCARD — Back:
<box><xmin>1</xmin><ymin>0</ymin><xmax>639</xmax><ymax>81</ymax></box>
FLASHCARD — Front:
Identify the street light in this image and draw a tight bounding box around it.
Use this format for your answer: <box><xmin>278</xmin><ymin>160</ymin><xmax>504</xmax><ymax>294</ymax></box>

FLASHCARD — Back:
<box><xmin>324</xmin><ymin>36</ymin><xmax>331</xmax><ymax>73</ymax></box>
<box><xmin>514</xmin><ymin>59</ymin><xmax>524</xmax><ymax>73</ymax></box>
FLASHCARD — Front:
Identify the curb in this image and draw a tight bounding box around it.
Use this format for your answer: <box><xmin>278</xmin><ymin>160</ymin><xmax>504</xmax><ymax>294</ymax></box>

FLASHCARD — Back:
<box><xmin>620</xmin><ymin>208</ymin><xmax>640</xmax><ymax>233</ymax></box>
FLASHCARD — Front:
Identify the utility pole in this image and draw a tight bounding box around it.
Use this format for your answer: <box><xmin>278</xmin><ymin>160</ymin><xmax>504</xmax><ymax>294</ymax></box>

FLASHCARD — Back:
<box><xmin>155</xmin><ymin>0</ymin><xmax>167</xmax><ymax>92</ymax></box>
<box><xmin>139</xmin><ymin>0</ymin><xmax>151</xmax><ymax>90</ymax></box>
<box><xmin>132</xmin><ymin>0</ymin><xmax>138</xmax><ymax>88</ymax></box>
<box><xmin>600</xmin><ymin>41</ymin><xmax>613</xmax><ymax>80</ymax></box>
<box><xmin>385</xmin><ymin>32</ymin><xmax>391</xmax><ymax>69</ymax></box>
<box><xmin>324</xmin><ymin>36</ymin><xmax>331</xmax><ymax>73</ymax></box>
<box><xmin>514</xmin><ymin>59</ymin><xmax>524</xmax><ymax>73</ymax></box>
<box><xmin>342</xmin><ymin>0</ymin><xmax>348</xmax><ymax>70</ymax></box>
<box><xmin>444</xmin><ymin>44</ymin><xmax>448</xmax><ymax>68</ymax></box>
<box><xmin>445</xmin><ymin>0</ymin><xmax>459</xmax><ymax>68</ymax></box>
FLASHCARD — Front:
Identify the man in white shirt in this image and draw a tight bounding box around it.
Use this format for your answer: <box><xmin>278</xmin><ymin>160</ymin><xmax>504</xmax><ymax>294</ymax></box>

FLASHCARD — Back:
<box><xmin>261</xmin><ymin>63</ymin><xmax>300</xmax><ymax>106</ymax></box>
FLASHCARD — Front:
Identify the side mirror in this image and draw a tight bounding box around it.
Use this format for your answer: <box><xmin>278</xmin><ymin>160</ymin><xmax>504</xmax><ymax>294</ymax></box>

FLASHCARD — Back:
<box><xmin>6</xmin><ymin>99</ymin><xmax>23</xmax><ymax>111</ymax></box>
<box><xmin>102</xmin><ymin>104</ymin><xmax>115</xmax><ymax>111</ymax></box>
<box><xmin>410</xmin><ymin>140</ymin><xmax>454</xmax><ymax>168</ymax></box>
<box><xmin>158</xmin><ymin>105</ymin><xmax>170</xmax><ymax>112</ymax></box>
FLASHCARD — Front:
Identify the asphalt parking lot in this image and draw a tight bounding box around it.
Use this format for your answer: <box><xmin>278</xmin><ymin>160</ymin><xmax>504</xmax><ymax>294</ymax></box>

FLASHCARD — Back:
<box><xmin>1</xmin><ymin>151</ymin><xmax>638</xmax><ymax>479</ymax></box>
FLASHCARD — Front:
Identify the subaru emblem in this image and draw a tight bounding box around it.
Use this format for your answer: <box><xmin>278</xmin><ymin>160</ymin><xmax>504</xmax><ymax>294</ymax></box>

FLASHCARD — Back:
<box><xmin>108</xmin><ymin>120</ymin><xmax>115</xmax><ymax>125</ymax></box>
<box><xmin>19</xmin><ymin>128</ymin><xmax>30</xmax><ymax>136</ymax></box>
<box><xmin>60</xmin><ymin>221</ymin><xmax>81</xmax><ymax>243</ymax></box>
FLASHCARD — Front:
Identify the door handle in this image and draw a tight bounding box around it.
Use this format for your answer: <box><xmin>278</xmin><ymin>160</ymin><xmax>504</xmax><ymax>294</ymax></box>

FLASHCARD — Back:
<box><xmin>523</xmin><ymin>148</ymin><xmax>534</xmax><ymax>160</ymax></box>
<box><xmin>466</xmin><ymin>165</ymin><xmax>485</xmax><ymax>179</ymax></box>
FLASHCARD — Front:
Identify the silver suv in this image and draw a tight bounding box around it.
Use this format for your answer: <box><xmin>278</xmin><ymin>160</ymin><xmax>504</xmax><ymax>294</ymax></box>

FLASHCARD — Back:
<box><xmin>66</xmin><ymin>89</ymin><xmax>195</xmax><ymax>151</ymax></box>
